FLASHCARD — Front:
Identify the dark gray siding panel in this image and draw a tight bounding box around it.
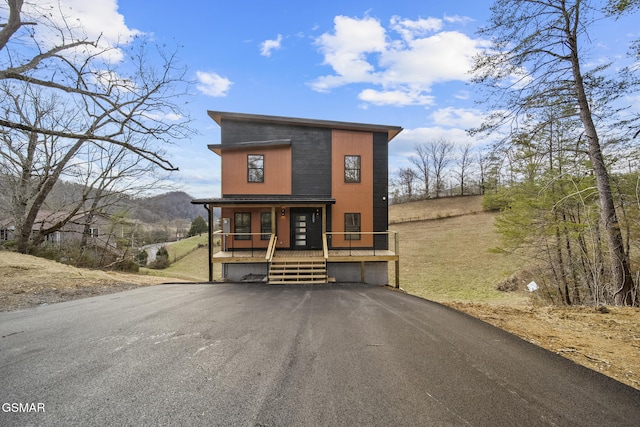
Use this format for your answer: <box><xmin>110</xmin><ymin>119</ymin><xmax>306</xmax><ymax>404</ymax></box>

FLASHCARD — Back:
<box><xmin>291</xmin><ymin>128</ymin><xmax>332</xmax><ymax>196</ymax></box>
<box><xmin>372</xmin><ymin>132</ymin><xmax>389</xmax><ymax>250</ymax></box>
<box><xmin>221</xmin><ymin>119</ymin><xmax>332</xmax><ymax>197</ymax></box>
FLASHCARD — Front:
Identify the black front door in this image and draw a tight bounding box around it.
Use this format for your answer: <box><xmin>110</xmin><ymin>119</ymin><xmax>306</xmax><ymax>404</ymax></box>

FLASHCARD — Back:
<box><xmin>290</xmin><ymin>208</ymin><xmax>322</xmax><ymax>250</ymax></box>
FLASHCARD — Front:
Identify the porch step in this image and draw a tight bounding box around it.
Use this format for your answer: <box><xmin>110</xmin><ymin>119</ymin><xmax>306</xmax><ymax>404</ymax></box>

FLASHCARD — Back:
<box><xmin>268</xmin><ymin>259</ymin><xmax>327</xmax><ymax>284</ymax></box>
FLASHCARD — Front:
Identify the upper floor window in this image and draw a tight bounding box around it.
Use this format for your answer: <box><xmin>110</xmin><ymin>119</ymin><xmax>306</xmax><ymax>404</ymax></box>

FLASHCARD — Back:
<box><xmin>248</xmin><ymin>154</ymin><xmax>264</xmax><ymax>183</ymax></box>
<box><xmin>344</xmin><ymin>155</ymin><xmax>361</xmax><ymax>183</ymax></box>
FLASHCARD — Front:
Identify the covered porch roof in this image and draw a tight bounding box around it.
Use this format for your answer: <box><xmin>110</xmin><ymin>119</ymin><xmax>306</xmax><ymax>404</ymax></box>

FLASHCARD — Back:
<box><xmin>191</xmin><ymin>195</ymin><xmax>336</xmax><ymax>207</ymax></box>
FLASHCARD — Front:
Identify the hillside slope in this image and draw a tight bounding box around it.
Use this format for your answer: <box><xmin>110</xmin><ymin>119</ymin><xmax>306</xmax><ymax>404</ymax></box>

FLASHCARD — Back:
<box><xmin>389</xmin><ymin>195</ymin><xmax>483</xmax><ymax>224</ymax></box>
<box><xmin>0</xmin><ymin>252</ymin><xmax>181</xmax><ymax>311</ymax></box>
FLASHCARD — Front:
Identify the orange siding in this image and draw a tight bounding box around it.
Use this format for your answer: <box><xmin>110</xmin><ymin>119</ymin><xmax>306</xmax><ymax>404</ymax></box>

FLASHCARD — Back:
<box><xmin>220</xmin><ymin>207</ymin><xmax>290</xmax><ymax>249</ymax></box>
<box><xmin>331</xmin><ymin>130</ymin><xmax>374</xmax><ymax>247</ymax></box>
<box><xmin>276</xmin><ymin>209</ymin><xmax>291</xmax><ymax>248</ymax></box>
<box><xmin>221</xmin><ymin>146</ymin><xmax>292</xmax><ymax>195</ymax></box>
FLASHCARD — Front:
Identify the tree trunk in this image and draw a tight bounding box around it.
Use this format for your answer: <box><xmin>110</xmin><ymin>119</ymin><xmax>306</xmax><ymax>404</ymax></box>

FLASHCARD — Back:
<box><xmin>15</xmin><ymin>137</ymin><xmax>86</xmax><ymax>253</ymax></box>
<box><xmin>567</xmin><ymin>27</ymin><xmax>635</xmax><ymax>305</ymax></box>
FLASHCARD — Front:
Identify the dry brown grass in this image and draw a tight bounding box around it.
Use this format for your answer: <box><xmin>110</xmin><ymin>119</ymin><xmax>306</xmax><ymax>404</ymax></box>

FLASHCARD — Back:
<box><xmin>0</xmin><ymin>251</ymin><xmax>182</xmax><ymax>310</ymax></box>
<box><xmin>389</xmin><ymin>195</ymin><xmax>484</xmax><ymax>224</ymax></box>
<box><xmin>447</xmin><ymin>302</ymin><xmax>640</xmax><ymax>390</ymax></box>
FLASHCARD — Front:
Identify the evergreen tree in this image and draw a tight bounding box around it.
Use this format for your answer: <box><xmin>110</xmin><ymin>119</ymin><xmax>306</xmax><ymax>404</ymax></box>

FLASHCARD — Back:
<box><xmin>188</xmin><ymin>216</ymin><xmax>208</xmax><ymax>237</ymax></box>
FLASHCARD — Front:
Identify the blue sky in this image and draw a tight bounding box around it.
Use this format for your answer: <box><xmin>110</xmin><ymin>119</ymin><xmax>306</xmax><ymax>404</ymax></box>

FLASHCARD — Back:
<box><xmin>15</xmin><ymin>1</ymin><xmax>640</xmax><ymax>198</ymax></box>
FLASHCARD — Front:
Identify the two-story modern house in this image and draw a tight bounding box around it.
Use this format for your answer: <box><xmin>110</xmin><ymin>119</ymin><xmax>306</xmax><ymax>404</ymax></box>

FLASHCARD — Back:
<box><xmin>192</xmin><ymin>111</ymin><xmax>402</xmax><ymax>286</ymax></box>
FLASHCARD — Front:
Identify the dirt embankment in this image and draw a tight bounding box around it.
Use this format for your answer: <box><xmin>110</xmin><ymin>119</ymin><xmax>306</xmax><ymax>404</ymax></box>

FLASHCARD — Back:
<box><xmin>0</xmin><ymin>252</ymin><xmax>179</xmax><ymax>311</ymax></box>
<box><xmin>447</xmin><ymin>301</ymin><xmax>640</xmax><ymax>390</ymax></box>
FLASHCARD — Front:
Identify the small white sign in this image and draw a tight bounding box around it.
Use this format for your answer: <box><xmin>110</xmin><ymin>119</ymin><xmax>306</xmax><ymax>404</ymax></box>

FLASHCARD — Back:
<box><xmin>527</xmin><ymin>281</ymin><xmax>539</xmax><ymax>292</ymax></box>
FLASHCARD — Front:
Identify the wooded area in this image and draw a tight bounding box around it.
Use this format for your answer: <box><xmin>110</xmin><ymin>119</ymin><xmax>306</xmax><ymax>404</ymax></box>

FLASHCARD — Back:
<box><xmin>0</xmin><ymin>0</ymin><xmax>193</xmax><ymax>255</ymax></box>
<box><xmin>472</xmin><ymin>0</ymin><xmax>639</xmax><ymax>306</ymax></box>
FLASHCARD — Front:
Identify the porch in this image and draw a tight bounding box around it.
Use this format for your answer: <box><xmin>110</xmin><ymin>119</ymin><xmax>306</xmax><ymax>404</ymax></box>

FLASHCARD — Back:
<box><xmin>211</xmin><ymin>231</ymin><xmax>400</xmax><ymax>287</ymax></box>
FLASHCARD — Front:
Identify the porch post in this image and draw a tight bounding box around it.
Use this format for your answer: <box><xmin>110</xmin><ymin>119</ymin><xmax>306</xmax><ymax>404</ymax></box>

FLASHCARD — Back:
<box><xmin>206</xmin><ymin>204</ymin><xmax>214</xmax><ymax>282</ymax></box>
<box><xmin>321</xmin><ymin>205</ymin><xmax>327</xmax><ymax>236</ymax></box>
<box><xmin>394</xmin><ymin>231</ymin><xmax>400</xmax><ymax>289</ymax></box>
<box><xmin>271</xmin><ymin>206</ymin><xmax>276</xmax><ymax>238</ymax></box>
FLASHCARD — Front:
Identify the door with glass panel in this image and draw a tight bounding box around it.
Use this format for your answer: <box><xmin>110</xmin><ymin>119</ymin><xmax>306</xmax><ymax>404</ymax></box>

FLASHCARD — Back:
<box><xmin>290</xmin><ymin>208</ymin><xmax>322</xmax><ymax>250</ymax></box>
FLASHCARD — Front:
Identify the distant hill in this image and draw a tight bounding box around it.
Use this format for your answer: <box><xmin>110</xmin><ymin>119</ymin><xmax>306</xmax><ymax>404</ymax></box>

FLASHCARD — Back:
<box><xmin>0</xmin><ymin>173</ymin><xmax>206</xmax><ymax>224</ymax></box>
<box><xmin>130</xmin><ymin>191</ymin><xmax>205</xmax><ymax>223</ymax></box>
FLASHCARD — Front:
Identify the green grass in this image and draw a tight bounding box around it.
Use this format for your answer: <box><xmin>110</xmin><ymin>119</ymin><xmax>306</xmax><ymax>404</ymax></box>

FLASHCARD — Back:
<box><xmin>140</xmin><ymin>246</ymin><xmax>215</xmax><ymax>282</ymax></box>
<box><xmin>164</xmin><ymin>234</ymin><xmax>209</xmax><ymax>262</ymax></box>
<box><xmin>392</xmin><ymin>212</ymin><xmax>529</xmax><ymax>304</ymax></box>
<box><xmin>139</xmin><ymin>234</ymin><xmax>216</xmax><ymax>282</ymax></box>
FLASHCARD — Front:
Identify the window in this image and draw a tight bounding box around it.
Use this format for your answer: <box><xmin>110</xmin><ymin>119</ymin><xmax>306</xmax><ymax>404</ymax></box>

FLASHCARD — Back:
<box><xmin>344</xmin><ymin>155</ymin><xmax>361</xmax><ymax>183</ymax></box>
<box><xmin>88</xmin><ymin>227</ymin><xmax>99</xmax><ymax>238</ymax></box>
<box><xmin>46</xmin><ymin>232</ymin><xmax>60</xmax><ymax>244</ymax></box>
<box><xmin>260</xmin><ymin>212</ymin><xmax>272</xmax><ymax>240</ymax></box>
<box><xmin>234</xmin><ymin>212</ymin><xmax>251</xmax><ymax>240</ymax></box>
<box><xmin>344</xmin><ymin>213</ymin><xmax>361</xmax><ymax>240</ymax></box>
<box><xmin>248</xmin><ymin>154</ymin><xmax>264</xmax><ymax>183</ymax></box>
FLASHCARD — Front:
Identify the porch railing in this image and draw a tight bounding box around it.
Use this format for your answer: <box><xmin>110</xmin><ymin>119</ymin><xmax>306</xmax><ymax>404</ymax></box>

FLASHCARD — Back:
<box><xmin>322</xmin><ymin>233</ymin><xmax>329</xmax><ymax>260</ymax></box>
<box><xmin>217</xmin><ymin>231</ymin><xmax>272</xmax><ymax>257</ymax></box>
<box><xmin>324</xmin><ymin>231</ymin><xmax>399</xmax><ymax>256</ymax></box>
<box><xmin>266</xmin><ymin>234</ymin><xmax>277</xmax><ymax>262</ymax></box>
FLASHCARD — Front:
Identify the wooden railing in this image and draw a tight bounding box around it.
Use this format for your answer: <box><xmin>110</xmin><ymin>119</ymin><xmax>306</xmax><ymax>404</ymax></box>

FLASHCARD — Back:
<box><xmin>322</xmin><ymin>233</ymin><xmax>329</xmax><ymax>260</ymax></box>
<box><xmin>266</xmin><ymin>234</ymin><xmax>277</xmax><ymax>262</ymax></box>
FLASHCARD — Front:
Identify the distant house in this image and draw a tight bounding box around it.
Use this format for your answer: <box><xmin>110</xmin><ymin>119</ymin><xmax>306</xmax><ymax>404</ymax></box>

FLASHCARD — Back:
<box><xmin>192</xmin><ymin>111</ymin><xmax>402</xmax><ymax>286</ymax></box>
<box><xmin>0</xmin><ymin>211</ymin><xmax>118</xmax><ymax>253</ymax></box>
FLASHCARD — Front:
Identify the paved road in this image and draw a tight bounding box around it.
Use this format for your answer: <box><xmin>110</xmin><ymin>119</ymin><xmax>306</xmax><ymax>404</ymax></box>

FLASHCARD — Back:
<box><xmin>1</xmin><ymin>284</ymin><xmax>639</xmax><ymax>426</ymax></box>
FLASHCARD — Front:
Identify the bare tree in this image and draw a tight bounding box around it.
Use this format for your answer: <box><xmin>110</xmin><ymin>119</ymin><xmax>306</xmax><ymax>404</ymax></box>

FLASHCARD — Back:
<box><xmin>409</xmin><ymin>144</ymin><xmax>430</xmax><ymax>197</ymax></box>
<box><xmin>395</xmin><ymin>168</ymin><xmax>418</xmax><ymax>202</ymax></box>
<box><xmin>0</xmin><ymin>0</ymin><xmax>193</xmax><ymax>254</ymax></box>
<box><xmin>454</xmin><ymin>144</ymin><xmax>474</xmax><ymax>196</ymax></box>
<box><xmin>428</xmin><ymin>139</ymin><xmax>454</xmax><ymax>198</ymax></box>
<box><xmin>472</xmin><ymin>0</ymin><xmax>637</xmax><ymax>305</ymax></box>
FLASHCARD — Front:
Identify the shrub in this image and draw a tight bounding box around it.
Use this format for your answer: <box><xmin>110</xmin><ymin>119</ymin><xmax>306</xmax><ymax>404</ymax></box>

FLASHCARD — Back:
<box><xmin>112</xmin><ymin>258</ymin><xmax>140</xmax><ymax>273</ymax></box>
<box><xmin>149</xmin><ymin>246</ymin><xmax>170</xmax><ymax>269</ymax></box>
<box><xmin>136</xmin><ymin>250</ymin><xmax>149</xmax><ymax>266</ymax></box>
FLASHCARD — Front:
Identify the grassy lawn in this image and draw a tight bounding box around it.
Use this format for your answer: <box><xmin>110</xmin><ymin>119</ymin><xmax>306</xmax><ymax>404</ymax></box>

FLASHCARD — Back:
<box><xmin>164</xmin><ymin>234</ymin><xmax>209</xmax><ymax>262</ymax></box>
<box><xmin>391</xmin><ymin>212</ymin><xmax>529</xmax><ymax>304</ymax></box>
<box><xmin>140</xmin><ymin>246</ymin><xmax>214</xmax><ymax>282</ymax></box>
<box><xmin>140</xmin><ymin>234</ymin><xmax>217</xmax><ymax>282</ymax></box>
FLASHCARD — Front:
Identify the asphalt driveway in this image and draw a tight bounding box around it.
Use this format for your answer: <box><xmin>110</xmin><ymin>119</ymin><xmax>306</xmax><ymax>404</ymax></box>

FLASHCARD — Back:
<box><xmin>1</xmin><ymin>283</ymin><xmax>639</xmax><ymax>426</ymax></box>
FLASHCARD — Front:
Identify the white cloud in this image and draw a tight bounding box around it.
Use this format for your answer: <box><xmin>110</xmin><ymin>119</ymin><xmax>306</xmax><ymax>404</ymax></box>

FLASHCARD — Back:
<box><xmin>196</xmin><ymin>71</ymin><xmax>233</xmax><ymax>97</ymax></box>
<box><xmin>310</xmin><ymin>14</ymin><xmax>487</xmax><ymax>107</ymax></box>
<box><xmin>390</xmin><ymin>15</ymin><xmax>443</xmax><ymax>42</ymax></box>
<box><xmin>260</xmin><ymin>34</ymin><xmax>283</xmax><ymax>57</ymax></box>
<box><xmin>358</xmin><ymin>88</ymin><xmax>435</xmax><ymax>107</ymax></box>
<box><xmin>443</xmin><ymin>14</ymin><xmax>475</xmax><ymax>25</ymax></box>
<box><xmin>310</xmin><ymin>15</ymin><xmax>387</xmax><ymax>92</ymax></box>
<box><xmin>430</xmin><ymin>107</ymin><xmax>485</xmax><ymax>129</ymax></box>
<box><xmin>22</xmin><ymin>0</ymin><xmax>141</xmax><ymax>63</ymax></box>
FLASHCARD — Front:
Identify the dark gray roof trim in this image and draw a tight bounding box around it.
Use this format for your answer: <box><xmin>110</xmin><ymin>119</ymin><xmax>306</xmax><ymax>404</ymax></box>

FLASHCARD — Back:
<box><xmin>207</xmin><ymin>139</ymin><xmax>292</xmax><ymax>154</ymax></box>
<box><xmin>207</xmin><ymin>110</ymin><xmax>403</xmax><ymax>142</ymax></box>
<box><xmin>192</xmin><ymin>195</ymin><xmax>336</xmax><ymax>205</ymax></box>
